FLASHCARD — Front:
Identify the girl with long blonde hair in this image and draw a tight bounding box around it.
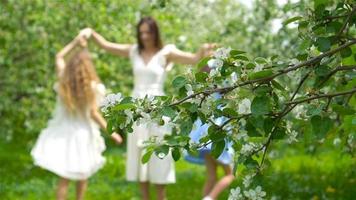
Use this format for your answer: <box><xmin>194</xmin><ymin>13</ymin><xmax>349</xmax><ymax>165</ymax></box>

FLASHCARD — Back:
<box><xmin>31</xmin><ymin>32</ymin><xmax>122</xmax><ymax>200</ymax></box>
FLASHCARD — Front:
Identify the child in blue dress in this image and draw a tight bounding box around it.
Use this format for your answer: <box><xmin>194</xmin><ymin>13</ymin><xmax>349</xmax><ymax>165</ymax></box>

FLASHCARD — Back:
<box><xmin>185</xmin><ymin>92</ymin><xmax>235</xmax><ymax>200</ymax></box>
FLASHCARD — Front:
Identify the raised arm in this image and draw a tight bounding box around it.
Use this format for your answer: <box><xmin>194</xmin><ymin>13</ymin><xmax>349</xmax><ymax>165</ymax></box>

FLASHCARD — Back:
<box><xmin>167</xmin><ymin>43</ymin><xmax>216</xmax><ymax>65</ymax></box>
<box><xmin>82</xmin><ymin>28</ymin><xmax>132</xmax><ymax>58</ymax></box>
<box><xmin>55</xmin><ymin>34</ymin><xmax>86</xmax><ymax>76</ymax></box>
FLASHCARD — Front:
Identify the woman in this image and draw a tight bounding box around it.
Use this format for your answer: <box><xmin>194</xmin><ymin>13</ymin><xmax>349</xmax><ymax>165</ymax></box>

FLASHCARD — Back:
<box><xmin>82</xmin><ymin>16</ymin><xmax>215</xmax><ymax>200</ymax></box>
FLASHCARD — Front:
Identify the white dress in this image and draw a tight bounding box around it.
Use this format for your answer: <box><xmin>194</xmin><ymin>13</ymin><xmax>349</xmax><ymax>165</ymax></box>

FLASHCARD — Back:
<box><xmin>126</xmin><ymin>44</ymin><xmax>176</xmax><ymax>184</ymax></box>
<box><xmin>31</xmin><ymin>81</ymin><xmax>106</xmax><ymax>180</ymax></box>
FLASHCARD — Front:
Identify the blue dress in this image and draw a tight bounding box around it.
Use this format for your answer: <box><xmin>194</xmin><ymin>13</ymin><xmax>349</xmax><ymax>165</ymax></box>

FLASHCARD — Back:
<box><xmin>184</xmin><ymin>95</ymin><xmax>234</xmax><ymax>165</ymax></box>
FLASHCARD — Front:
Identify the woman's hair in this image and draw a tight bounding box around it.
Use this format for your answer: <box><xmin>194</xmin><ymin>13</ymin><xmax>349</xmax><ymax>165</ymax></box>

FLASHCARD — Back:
<box><xmin>58</xmin><ymin>49</ymin><xmax>100</xmax><ymax>115</ymax></box>
<box><xmin>136</xmin><ymin>16</ymin><xmax>163</xmax><ymax>52</ymax></box>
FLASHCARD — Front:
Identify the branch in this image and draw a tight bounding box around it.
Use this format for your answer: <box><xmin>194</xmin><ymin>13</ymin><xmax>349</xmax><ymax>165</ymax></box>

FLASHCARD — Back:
<box><xmin>290</xmin><ymin>70</ymin><xmax>312</xmax><ymax>101</ymax></box>
<box><xmin>318</xmin><ymin>65</ymin><xmax>356</xmax><ymax>87</ymax></box>
<box><xmin>336</xmin><ymin>4</ymin><xmax>356</xmax><ymax>37</ymax></box>
<box><xmin>169</xmin><ymin>40</ymin><xmax>356</xmax><ymax>107</ymax></box>
<box><xmin>286</xmin><ymin>88</ymin><xmax>356</xmax><ymax>105</ymax></box>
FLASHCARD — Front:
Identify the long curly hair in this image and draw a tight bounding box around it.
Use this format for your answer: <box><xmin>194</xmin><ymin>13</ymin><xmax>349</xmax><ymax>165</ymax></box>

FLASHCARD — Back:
<box><xmin>58</xmin><ymin>49</ymin><xmax>100</xmax><ymax>116</ymax></box>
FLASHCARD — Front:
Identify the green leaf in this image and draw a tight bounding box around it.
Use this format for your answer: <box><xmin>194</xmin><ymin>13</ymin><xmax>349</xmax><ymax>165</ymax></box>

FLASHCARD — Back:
<box><xmin>246</xmin><ymin>117</ymin><xmax>263</xmax><ymax>137</ymax></box>
<box><xmin>255</xmin><ymin>85</ymin><xmax>272</xmax><ymax>96</ymax></box>
<box><xmin>222</xmin><ymin>108</ymin><xmax>239</xmax><ymax>118</ymax></box>
<box><xmin>296</xmin><ymin>53</ymin><xmax>308</xmax><ymax>61</ymax></box>
<box><xmin>171</xmin><ymin>148</ymin><xmax>181</xmax><ymax>161</ymax></box>
<box><xmin>230</xmin><ymin>49</ymin><xmax>246</xmax><ymax>56</ymax></box>
<box><xmin>246</xmin><ymin>62</ymin><xmax>256</xmax><ymax>69</ymax></box>
<box><xmin>316</xmin><ymin>37</ymin><xmax>331</xmax><ymax>52</ymax></box>
<box><xmin>106</xmin><ymin>120</ymin><xmax>113</xmax><ymax>134</ymax></box>
<box><xmin>283</xmin><ymin>16</ymin><xmax>303</xmax><ymax>26</ymax></box>
<box><xmin>180</xmin><ymin>119</ymin><xmax>193</xmax><ymax>135</ymax></box>
<box><xmin>264</xmin><ymin>117</ymin><xmax>274</xmax><ymax>134</ymax></box>
<box><xmin>211</xmin><ymin>140</ymin><xmax>225</xmax><ymax>158</ymax></box>
<box><xmin>311</xmin><ymin>115</ymin><xmax>333</xmax><ymax>138</ymax></box>
<box><xmin>248</xmin><ymin>69</ymin><xmax>274</xmax><ymax>80</ymax></box>
<box><xmin>332</xmin><ymin>104</ymin><xmax>355</xmax><ymax>116</ymax></box>
<box><xmin>255</xmin><ymin>57</ymin><xmax>268</xmax><ymax>64</ymax></box>
<box><xmin>114</xmin><ymin>103</ymin><xmax>136</xmax><ymax>111</ymax></box>
<box><xmin>162</xmin><ymin>106</ymin><xmax>177</xmax><ymax>119</ymax></box>
<box><xmin>251</xmin><ymin>96</ymin><xmax>271</xmax><ymax>116</ymax></box>
<box><xmin>272</xmin><ymin>127</ymin><xmax>286</xmax><ymax>140</ymax></box>
<box><xmin>315</xmin><ymin>65</ymin><xmax>330</xmax><ymax>77</ymax></box>
<box><xmin>197</xmin><ymin>57</ymin><xmax>211</xmax><ymax>69</ymax></box>
<box><xmin>271</xmin><ymin>80</ymin><xmax>286</xmax><ymax>91</ymax></box>
<box><xmin>235</xmin><ymin>55</ymin><xmax>249</xmax><ymax>61</ymax></box>
<box><xmin>340</xmin><ymin>47</ymin><xmax>352</xmax><ymax>58</ymax></box>
<box><xmin>141</xmin><ymin>150</ymin><xmax>153</xmax><ymax>164</ymax></box>
<box><xmin>195</xmin><ymin>72</ymin><xmax>208</xmax><ymax>83</ymax></box>
<box><xmin>155</xmin><ymin>145</ymin><xmax>170</xmax><ymax>159</ymax></box>
<box><xmin>244</xmin><ymin>156</ymin><xmax>259</xmax><ymax>169</ymax></box>
<box><xmin>172</xmin><ymin>76</ymin><xmax>187</xmax><ymax>89</ymax></box>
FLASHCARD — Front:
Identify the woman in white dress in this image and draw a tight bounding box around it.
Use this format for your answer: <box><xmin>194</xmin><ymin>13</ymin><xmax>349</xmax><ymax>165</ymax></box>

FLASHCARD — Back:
<box><xmin>31</xmin><ymin>33</ymin><xmax>123</xmax><ymax>200</ymax></box>
<box><xmin>82</xmin><ymin>16</ymin><xmax>215</xmax><ymax>200</ymax></box>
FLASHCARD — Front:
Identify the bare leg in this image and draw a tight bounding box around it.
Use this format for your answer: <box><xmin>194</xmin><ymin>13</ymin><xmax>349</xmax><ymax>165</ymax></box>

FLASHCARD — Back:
<box><xmin>208</xmin><ymin>162</ymin><xmax>235</xmax><ymax>199</ymax></box>
<box><xmin>203</xmin><ymin>154</ymin><xmax>217</xmax><ymax>196</ymax></box>
<box><xmin>140</xmin><ymin>182</ymin><xmax>150</xmax><ymax>200</ymax></box>
<box><xmin>56</xmin><ymin>178</ymin><xmax>70</xmax><ymax>200</ymax></box>
<box><xmin>155</xmin><ymin>184</ymin><xmax>166</xmax><ymax>200</ymax></box>
<box><xmin>76</xmin><ymin>179</ymin><xmax>88</xmax><ymax>200</ymax></box>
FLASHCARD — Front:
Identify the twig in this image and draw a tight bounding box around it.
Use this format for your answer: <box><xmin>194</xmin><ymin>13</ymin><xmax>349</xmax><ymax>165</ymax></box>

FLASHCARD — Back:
<box><xmin>336</xmin><ymin>4</ymin><xmax>356</xmax><ymax>37</ymax></box>
<box><xmin>318</xmin><ymin>65</ymin><xmax>356</xmax><ymax>87</ymax></box>
<box><xmin>286</xmin><ymin>88</ymin><xmax>356</xmax><ymax>105</ymax></box>
<box><xmin>290</xmin><ymin>71</ymin><xmax>312</xmax><ymax>101</ymax></box>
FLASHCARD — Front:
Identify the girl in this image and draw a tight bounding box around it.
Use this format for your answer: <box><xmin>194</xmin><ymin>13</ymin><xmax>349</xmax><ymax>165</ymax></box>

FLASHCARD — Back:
<box><xmin>185</xmin><ymin>66</ymin><xmax>235</xmax><ymax>200</ymax></box>
<box><xmin>31</xmin><ymin>33</ymin><xmax>123</xmax><ymax>200</ymax></box>
<box><xmin>185</xmin><ymin>116</ymin><xmax>235</xmax><ymax>200</ymax></box>
<box><xmin>81</xmin><ymin>16</ymin><xmax>215</xmax><ymax>200</ymax></box>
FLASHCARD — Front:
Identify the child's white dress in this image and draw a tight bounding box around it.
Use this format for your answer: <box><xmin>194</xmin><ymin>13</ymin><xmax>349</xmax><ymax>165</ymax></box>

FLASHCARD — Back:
<box><xmin>31</xmin><ymin>81</ymin><xmax>106</xmax><ymax>180</ymax></box>
<box><xmin>126</xmin><ymin>44</ymin><xmax>177</xmax><ymax>184</ymax></box>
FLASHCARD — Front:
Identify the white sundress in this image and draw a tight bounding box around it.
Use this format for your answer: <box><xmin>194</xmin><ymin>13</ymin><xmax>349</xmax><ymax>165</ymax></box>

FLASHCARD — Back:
<box><xmin>126</xmin><ymin>44</ymin><xmax>177</xmax><ymax>184</ymax></box>
<box><xmin>31</xmin><ymin>81</ymin><xmax>107</xmax><ymax>180</ymax></box>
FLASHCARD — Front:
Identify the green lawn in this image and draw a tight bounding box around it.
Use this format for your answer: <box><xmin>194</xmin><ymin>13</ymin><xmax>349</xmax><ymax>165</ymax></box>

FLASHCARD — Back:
<box><xmin>0</xmin><ymin>142</ymin><xmax>355</xmax><ymax>200</ymax></box>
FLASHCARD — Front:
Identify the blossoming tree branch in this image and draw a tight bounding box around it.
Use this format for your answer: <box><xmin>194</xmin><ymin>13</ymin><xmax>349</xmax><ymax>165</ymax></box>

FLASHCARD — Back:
<box><xmin>101</xmin><ymin>1</ymin><xmax>355</xmax><ymax>199</ymax></box>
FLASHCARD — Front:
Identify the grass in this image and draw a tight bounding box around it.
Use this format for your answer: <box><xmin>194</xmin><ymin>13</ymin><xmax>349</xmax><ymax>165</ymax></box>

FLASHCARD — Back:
<box><xmin>0</xmin><ymin>141</ymin><xmax>355</xmax><ymax>200</ymax></box>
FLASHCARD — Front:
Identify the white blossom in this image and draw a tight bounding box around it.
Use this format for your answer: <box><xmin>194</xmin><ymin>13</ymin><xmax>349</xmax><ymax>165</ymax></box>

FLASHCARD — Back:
<box><xmin>231</xmin><ymin>72</ymin><xmax>239</xmax><ymax>84</ymax></box>
<box><xmin>162</xmin><ymin>116</ymin><xmax>171</xmax><ymax>125</ymax></box>
<box><xmin>208</xmin><ymin>58</ymin><xmax>224</xmax><ymax>69</ymax></box>
<box><xmin>333</xmin><ymin>137</ymin><xmax>341</xmax><ymax>146</ymax></box>
<box><xmin>241</xmin><ymin>143</ymin><xmax>255</xmax><ymax>155</ymax></box>
<box><xmin>228</xmin><ymin>187</ymin><xmax>244</xmax><ymax>200</ymax></box>
<box><xmin>101</xmin><ymin>93</ymin><xmax>123</xmax><ymax>112</ymax></box>
<box><xmin>243</xmin><ymin>186</ymin><xmax>266</xmax><ymax>200</ymax></box>
<box><xmin>185</xmin><ymin>84</ymin><xmax>194</xmax><ymax>96</ymax></box>
<box><xmin>138</xmin><ymin>111</ymin><xmax>151</xmax><ymax>124</ymax></box>
<box><xmin>124</xmin><ymin>109</ymin><xmax>134</xmax><ymax>125</ymax></box>
<box><xmin>292</xmin><ymin>104</ymin><xmax>306</xmax><ymax>119</ymax></box>
<box><xmin>157</xmin><ymin>152</ymin><xmax>166</xmax><ymax>159</ymax></box>
<box><xmin>178</xmin><ymin>35</ymin><xmax>187</xmax><ymax>43</ymax></box>
<box><xmin>253</xmin><ymin>64</ymin><xmax>263</xmax><ymax>72</ymax></box>
<box><xmin>209</xmin><ymin>67</ymin><xmax>221</xmax><ymax>77</ymax></box>
<box><xmin>238</xmin><ymin>98</ymin><xmax>251</xmax><ymax>115</ymax></box>
<box><xmin>347</xmin><ymin>134</ymin><xmax>354</xmax><ymax>147</ymax></box>
<box><xmin>237</xmin><ymin>130</ymin><xmax>249</xmax><ymax>140</ymax></box>
<box><xmin>213</xmin><ymin>47</ymin><xmax>231</xmax><ymax>59</ymax></box>
<box><xmin>243</xmin><ymin>174</ymin><xmax>255</xmax><ymax>187</ymax></box>
<box><xmin>287</xmin><ymin>130</ymin><xmax>298</xmax><ymax>144</ymax></box>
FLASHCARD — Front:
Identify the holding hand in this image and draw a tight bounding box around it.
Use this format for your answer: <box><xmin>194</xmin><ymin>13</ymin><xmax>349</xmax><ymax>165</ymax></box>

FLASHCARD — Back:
<box><xmin>79</xmin><ymin>27</ymin><xmax>93</xmax><ymax>40</ymax></box>
<box><xmin>111</xmin><ymin>132</ymin><xmax>123</xmax><ymax>145</ymax></box>
<box><xmin>200</xmin><ymin>43</ymin><xmax>218</xmax><ymax>58</ymax></box>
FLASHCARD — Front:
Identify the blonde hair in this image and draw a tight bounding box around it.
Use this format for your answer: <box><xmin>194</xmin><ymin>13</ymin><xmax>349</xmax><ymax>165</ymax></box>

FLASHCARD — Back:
<box><xmin>58</xmin><ymin>49</ymin><xmax>100</xmax><ymax>116</ymax></box>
